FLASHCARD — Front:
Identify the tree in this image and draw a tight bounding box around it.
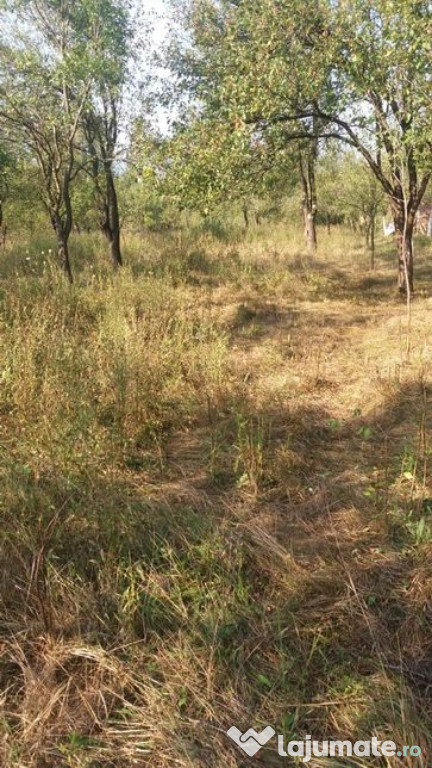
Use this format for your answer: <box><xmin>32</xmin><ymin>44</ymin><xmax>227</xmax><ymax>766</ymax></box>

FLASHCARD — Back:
<box><xmin>0</xmin><ymin>0</ymin><xmax>130</xmax><ymax>280</ymax></box>
<box><xmin>70</xmin><ymin>172</ymin><xmax>99</xmax><ymax>233</ymax></box>
<box><xmin>165</xmin><ymin>0</ymin><xmax>331</xmax><ymax>249</ymax></box>
<box><xmin>0</xmin><ymin>145</ymin><xmax>45</xmax><ymax>242</ymax></box>
<box><xmin>82</xmin><ymin>102</ymin><xmax>124</xmax><ymax>268</ymax></box>
<box><xmin>0</xmin><ymin>143</ymin><xmax>13</xmax><ymax>244</ymax></box>
<box><xmin>162</xmin><ymin>108</ymin><xmax>300</xmax><ymax>234</ymax></box>
<box><xmin>318</xmin><ymin>149</ymin><xmax>386</xmax><ymax>268</ymax></box>
<box><xmin>299</xmin><ymin>138</ymin><xmax>318</xmax><ymax>252</ymax></box>
<box><xmin>119</xmin><ymin>122</ymin><xmax>179</xmax><ymax>232</ymax></box>
<box><xmin>0</xmin><ymin>2</ymin><xmax>95</xmax><ymax>280</ymax></box>
<box><xmin>79</xmin><ymin>0</ymin><xmax>132</xmax><ymax>269</ymax></box>
<box><xmin>324</xmin><ymin>0</ymin><xmax>432</xmax><ymax>292</ymax></box>
<box><xmin>167</xmin><ymin>0</ymin><xmax>432</xmax><ymax>291</ymax></box>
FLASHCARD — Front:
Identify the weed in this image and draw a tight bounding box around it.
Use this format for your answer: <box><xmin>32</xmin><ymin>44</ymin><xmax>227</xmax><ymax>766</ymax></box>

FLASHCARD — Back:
<box><xmin>1</xmin><ymin>226</ymin><xmax>432</xmax><ymax>765</ymax></box>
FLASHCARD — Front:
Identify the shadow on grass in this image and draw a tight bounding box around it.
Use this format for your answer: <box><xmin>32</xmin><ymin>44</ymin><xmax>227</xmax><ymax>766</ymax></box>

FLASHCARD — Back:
<box><xmin>1</xmin><ymin>245</ymin><xmax>432</xmax><ymax>765</ymax></box>
<box><xmin>3</xmin><ymin>381</ymin><xmax>430</xmax><ymax>755</ymax></box>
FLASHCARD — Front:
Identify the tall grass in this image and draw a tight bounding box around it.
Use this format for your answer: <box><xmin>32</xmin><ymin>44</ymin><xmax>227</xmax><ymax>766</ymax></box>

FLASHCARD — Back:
<box><xmin>0</xmin><ymin>224</ymin><xmax>431</xmax><ymax>766</ymax></box>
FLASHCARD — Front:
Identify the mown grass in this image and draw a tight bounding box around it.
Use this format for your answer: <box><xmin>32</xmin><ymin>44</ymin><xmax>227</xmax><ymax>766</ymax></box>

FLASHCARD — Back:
<box><xmin>0</xmin><ymin>223</ymin><xmax>432</xmax><ymax>766</ymax></box>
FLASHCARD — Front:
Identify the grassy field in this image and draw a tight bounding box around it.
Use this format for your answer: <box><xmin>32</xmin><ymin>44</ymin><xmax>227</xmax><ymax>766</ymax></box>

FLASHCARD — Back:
<box><xmin>0</xmin><ymin>223</ymin><xmax>432</xmax><ymax>767</ymax></box>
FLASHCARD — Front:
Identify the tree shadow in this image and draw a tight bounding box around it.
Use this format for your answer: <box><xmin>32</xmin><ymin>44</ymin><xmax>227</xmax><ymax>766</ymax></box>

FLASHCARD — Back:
<box><xmin>233</xmin><ymin>379</ymin><xmax>432</xmax><ymax>737</ymax></box>
<box><xmin>1</xmin><ymin>350</ymin><xmax>431</xmax><ymax>764</ymax></box>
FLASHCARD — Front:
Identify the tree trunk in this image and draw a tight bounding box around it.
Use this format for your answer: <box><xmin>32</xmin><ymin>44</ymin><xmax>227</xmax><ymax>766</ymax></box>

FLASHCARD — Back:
<box><xmin>242</xmin><ymin>203</ymin><xmax>249</xmax><ymax>230</ymax></box>
<box><xmin>394</xmin><ymin>210</ymin><xmax>414</xmax><ymax>294</ymax></box>
<box><xmin>0</xmin><ymin>201</ymin><xmax>6</xmax><ymax>247</ymax></box>
<box><xmin>101</xmin><ymin>217</ymin><xmax>123</xmax><ymax>271</ymax></box>
<box><xmin>84</xmin><ymin>113</ymin><xmax>123</xmax><ymax>271</ymax></box>
<box><xmin>366</xmin><ymin>210</ymin><xmax>376</xmax><ymax>270</ymax></box>
<box><xmin>109</xmin><ymin>227</ymin><xmax>122</xmax><ymax>271</ymax></box>
<box><xmin>304</xmin><ymin>203</ymin><xmax>317</xmax><ymax>252</ymax></box>
<box><xmin>57</xmin><ymin>235</ymin><xmax>73</xmax><ymax>284</ymax></box>
<box><xmin>299</xmin><ymin>151</ymin><xmax>318</xmax><ymax>253</ymax></box>
<box><xmin>51</xmin><ymin>208</ymin><xmax>73</xmax><ymax>283</ymax></box>
<box><xmin>370</xmin><ymin>213</ymin><xmax>375</xmax><ymax>271</ymax></box>
<box><xmin>104</xmin><ymin>167</ymin><xmax>123</xmax><ymax>270</ymax></box>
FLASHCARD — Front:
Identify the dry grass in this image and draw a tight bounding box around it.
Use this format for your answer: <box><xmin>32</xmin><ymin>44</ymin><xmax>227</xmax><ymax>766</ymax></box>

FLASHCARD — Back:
<box><xmin>0</xmin><ymin>224</ymin><xmax>432</xmax><ymax>766</ymax></box>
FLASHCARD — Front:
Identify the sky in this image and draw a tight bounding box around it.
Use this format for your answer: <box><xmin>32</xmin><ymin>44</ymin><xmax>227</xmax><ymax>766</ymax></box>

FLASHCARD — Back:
<box><xmin>146</xmin><ymin>0</ymin><xmax>170</xmax><ymax>45</ymax></box>
<box><xmin>134</xmin><ymin>0</ymin><xmax>173</xmax><ymax>133</ymax></box>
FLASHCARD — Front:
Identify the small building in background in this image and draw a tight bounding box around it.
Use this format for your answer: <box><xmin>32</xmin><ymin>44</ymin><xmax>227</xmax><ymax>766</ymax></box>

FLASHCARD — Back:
<box><xmin>383</xmin><ymin>204</ymin><xmax>432</xmax><ymax>237</ymax></box>
<box><xmin>415</xmin><ymin>204</ymin><xmax>432</xmax><ymax>236</ymax></box>
<box><xmin>382</xmin><ymin>218</ymin><xmax>395</xmax><ymax>236</ymax></box>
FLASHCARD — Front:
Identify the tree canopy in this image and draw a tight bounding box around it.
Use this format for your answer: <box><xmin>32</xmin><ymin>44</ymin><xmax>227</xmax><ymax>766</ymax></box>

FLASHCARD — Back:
<box><xmin>0</xmin><ymin>0</ymin><xmax>132</xmax><ymax>279</ymax></box>
<box><xmin>166</xmin><ymin>0</ymin><xmax>432</xmax><ymax>289</ymax></box>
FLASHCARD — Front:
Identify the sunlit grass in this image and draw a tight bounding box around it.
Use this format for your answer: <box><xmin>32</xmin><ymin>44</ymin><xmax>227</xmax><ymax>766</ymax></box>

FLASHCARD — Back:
<box><xmin>0</xmin><ymin>222</ymin><xmax>431</xmax><ymax>766</ymax></box>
